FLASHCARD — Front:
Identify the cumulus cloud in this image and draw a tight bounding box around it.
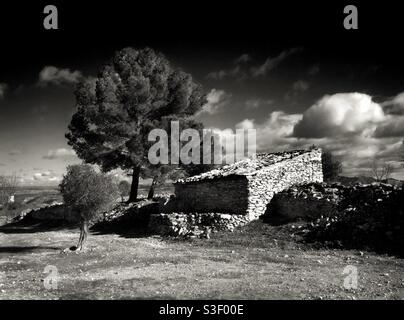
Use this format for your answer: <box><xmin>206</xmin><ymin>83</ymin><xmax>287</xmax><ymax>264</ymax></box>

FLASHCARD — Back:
<box><xmin>199</xmin><ymin>89</ymin><xmax>231</xmax><ymax>115</ymax></box>
<box><xmin>294</xmin><ymin>93</ymin><xmax>385</xmax><ymax>138</ymax></box>
<box><xmin>0</xmin><ymin>83</ymin><xmax>8</xmax><ymax>99</ymax></box>
<box><xmin>43</xmin><ymin>148</ymin><xmax>77</xmax><ymax>160</ymax></box>
<box><xmin>251</xmin><ymin>47</ymin><xmax>302</xmax><ymax>77</ymax></box>
<box><xmin>381</xmin><ymin>92</ymin><xmax>404</xmax><ymax>115</ymax></box>
<box><xmin>229</xmin><ymin>92</ymin><xmax>404</xmax><ymax>178</ymax></box>
<box><xmin>374</xmin><ymin>115</ymin><xmax>404</xmax><ymax>138</ymax></box>
<box><xmin>38</xmin><ymin>66</ymin><xmax>83</xmax><ymax>86</ymax></box>
<box><xmin>231</xmin><ymin>111</ymin><xmax>302</xmax><ymax>154</ymax></box>
<box><xmin>372</xmin><ymin>92</ymin><xmax>404</xmax><ymax>137</ymax></box>
<box><xmin>244</xmin><ymin>111</ymin><xmax>303</xmax><ymax>151</ymax></box>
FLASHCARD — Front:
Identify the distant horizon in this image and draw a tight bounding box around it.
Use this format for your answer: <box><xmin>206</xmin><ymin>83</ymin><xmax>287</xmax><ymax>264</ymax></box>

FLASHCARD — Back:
<box><xmin>15</xmin><ymin>174</ymin><xmax>404</xmax><ymax>189</ymax></box>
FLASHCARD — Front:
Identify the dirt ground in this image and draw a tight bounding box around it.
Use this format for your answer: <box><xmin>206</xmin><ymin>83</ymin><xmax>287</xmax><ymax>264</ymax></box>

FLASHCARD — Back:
<box><xmin>0</xmin><ymin>220</ymin><xmax>403</xmax><ymax>300</ymax></box>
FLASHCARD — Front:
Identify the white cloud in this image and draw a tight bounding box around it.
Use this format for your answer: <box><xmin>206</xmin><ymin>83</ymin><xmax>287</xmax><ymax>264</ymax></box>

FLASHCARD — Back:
<box><xmin>381</xmin><ymin>92</ymin><xmax>404</xmax><ymax>115</ymax></box>
<box><xmin>43</xmin><ymin>148</ymin><xmax>77</xmax><ymax>160</ymax></box>
<box><xmin>230</xmin><ymin>92</ymin><xmax>404</xmax><ymax>179</ymax></box>
<box><xmin>251</xmin><ymin>48</ymin><xmax>302</xmax><ymax>77</ymax></box>
<box><xmin>0</xmin><ymin>83</ymin><xmax>8</xmax><ymax>99</ymax></box>
<box><xmin>294</xmin><ymin>93</ymin><xmax>385</xmax><ymax>138</ymax></box>
<box><xmin>242</xmin><ymin>111</ymin><xmax>303</xmax><ymax>152</ymax></box>
<box><xmin>33</xmin><ymin>171</ymin><xmax>62</xmax><ymax>185</ymax></box>
<box><xmin>206</xmin><ymin>54</ymin><xmax>250</xmax><ymax>80</ymax></box>
<box><xmin>199</xmin><ymin>89</ymin><xmax>231</xmax><ymax>115</ymax></box>
<box><xmin>206</xmin><ymin>49</ymin><xmax>301</xmax><ymax>80</ymax></box>
<box><xmin>38</xmin><ymin>66</ymin><xmax>82</xmax><ymax>86</ymax></box>
<box><xmin>374</xmin><ymin>115</ymin><xmax>404</xmax><ymax>137</ymax></box>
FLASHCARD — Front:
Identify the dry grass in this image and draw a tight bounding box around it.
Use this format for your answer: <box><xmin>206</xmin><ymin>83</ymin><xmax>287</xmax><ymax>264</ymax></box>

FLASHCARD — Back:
<box><xmin>0</xmin><ymin>219</ymin><xmax>403</xmax><ymax>300</ymax></box>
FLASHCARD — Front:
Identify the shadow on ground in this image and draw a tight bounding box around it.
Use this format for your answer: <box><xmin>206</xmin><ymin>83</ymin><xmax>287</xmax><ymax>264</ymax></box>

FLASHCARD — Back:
<box><xmin>91</xmin><ymin>218</ymin><xmax>152</xmax><ymax>239</ymax></box>
<box><xmin>0</xmin><ymin>214</ymin><xmax>154</xmax><ymax>240</ymax></box>
<box><xmin>0</xmin><ymin>245</ymin><xmax>61</xmax><ymax>254</ymax></box>
<box><xmin>0</xmin><ymin>217</ymin><xmax>78</xmax><ymax>234</ymax></box>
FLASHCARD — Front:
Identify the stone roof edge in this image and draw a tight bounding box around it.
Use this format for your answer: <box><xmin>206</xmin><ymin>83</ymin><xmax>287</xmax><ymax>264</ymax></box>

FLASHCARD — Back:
<box><xmin>247</xmin><ymin>148</ymin><xmax>322</xmax><ymax>177</ymax></box>
<box><xmin>174</xmin><ymin>148</ymin><xmax>322</xmax><ymax>184</ymax></box>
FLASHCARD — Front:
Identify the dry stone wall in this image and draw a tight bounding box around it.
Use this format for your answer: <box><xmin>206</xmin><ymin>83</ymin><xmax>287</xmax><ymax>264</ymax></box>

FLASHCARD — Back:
<box><xmin>18</xmin><ymin>202</ymin><xmax>79</xmax><ymax>223</ymax></box>
<box><xmin>272</xmin><ymin>182</ymin><xmax>404</xmax><ymax>255</ymax></box>
<box><xmin>148</xmin><ymin>212</ymin><xmax>250</xmax><ymax>238</ymax></box>
<box><xmin>246</xmin><ymin>149</ymin><xmax>323</xmax><ymax>220</ymax></box>
<box><xmin>264</xmin><ymin>182</ymin><xmax>400</xmax><ymax>223</ymax></box>
<box><xmin>174</xmin><ymin>177</ymin><xmax>249</xmax><ymax>215</ymax></box>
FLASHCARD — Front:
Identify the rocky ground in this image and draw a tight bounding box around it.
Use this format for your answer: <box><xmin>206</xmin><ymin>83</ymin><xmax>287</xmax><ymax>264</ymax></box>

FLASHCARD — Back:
<box><xmin>0</xmin><ymin>219</ymin><xmax>403</xmax><ymax>300</ymax></box>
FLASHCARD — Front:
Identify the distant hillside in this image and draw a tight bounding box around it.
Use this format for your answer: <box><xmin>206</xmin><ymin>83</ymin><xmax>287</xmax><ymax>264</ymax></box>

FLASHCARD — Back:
<box><xmin>336</xmin><ymin>176</ymin><xmax>403</xmax><ymax>186</ymax></box>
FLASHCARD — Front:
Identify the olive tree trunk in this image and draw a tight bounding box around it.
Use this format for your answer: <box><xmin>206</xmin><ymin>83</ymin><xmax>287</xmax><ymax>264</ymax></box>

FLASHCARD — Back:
<box><xmin>76</xmin><ymin>219</ymin><xmax>89</xmax><ymax>251</ymax></box>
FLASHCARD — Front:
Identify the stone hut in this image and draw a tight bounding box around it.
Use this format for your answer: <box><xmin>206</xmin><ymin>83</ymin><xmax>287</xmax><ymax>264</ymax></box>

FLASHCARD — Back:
<box><xmin>174</xmin><ymin>148</ymin><xmax>323</xmax><ymax>221</ymax></box>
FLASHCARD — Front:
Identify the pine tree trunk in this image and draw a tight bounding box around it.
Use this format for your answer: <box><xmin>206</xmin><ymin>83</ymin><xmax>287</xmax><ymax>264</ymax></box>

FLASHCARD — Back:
<box><xmin>147</xmin><ymin>179</ymin><xmax>157</xmax><ymax>200</ymax></box>
<box><xmin>76</xmin><ymin>219</ymin><xmax>89</xmax><ymax>251</ymax></box>
<box><xmin>128</xmin><ymin>166</ymin><xmax>141</xmax><ymax>203</ymax></box>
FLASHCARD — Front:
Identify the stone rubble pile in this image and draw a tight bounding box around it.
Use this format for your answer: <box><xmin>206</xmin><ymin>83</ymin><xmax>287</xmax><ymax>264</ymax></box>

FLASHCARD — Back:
<box><xmin>148</xmin><ymin>212</ymin><xmax>250</xmax><ymax>238</ymax></box>
<box><xmin>267</xmin><ymin>182</ymin><xmax>404</xmax><ymax>254</ymax></box>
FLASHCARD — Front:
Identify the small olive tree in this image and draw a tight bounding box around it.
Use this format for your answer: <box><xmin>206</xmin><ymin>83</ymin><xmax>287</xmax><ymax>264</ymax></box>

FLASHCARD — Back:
<box><xmin>60</xmin><ymin>164</ymin><xmax>119</xmax><ymax>251</ymax></box>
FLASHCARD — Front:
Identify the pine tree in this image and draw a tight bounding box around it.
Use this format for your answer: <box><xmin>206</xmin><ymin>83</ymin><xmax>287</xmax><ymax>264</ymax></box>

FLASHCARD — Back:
<box><xmin>66</xmin><ymin>47</ymin><xmax>207</xmax><ymax>202</ymax></box>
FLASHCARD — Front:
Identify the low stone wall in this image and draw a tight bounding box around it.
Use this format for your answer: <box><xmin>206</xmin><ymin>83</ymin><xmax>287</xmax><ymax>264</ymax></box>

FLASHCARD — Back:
<box><xmin>148</xmin><ymin>212</ymin><xmax>250</xmax><ymax>238</ymax></box>
<box><xmin>264</xmin><ymin>182</ymin><xmax>399</xmax><ymax>223</ymax></box>
<box><xmin>19</xmin><ymin>202</ymin><xmax>79</xmax><ymax>223</ymax></box>
<box><xmin>278</xmin><ymin>183</ymin><xmax>404</xmax><ymax>255</ymax></box>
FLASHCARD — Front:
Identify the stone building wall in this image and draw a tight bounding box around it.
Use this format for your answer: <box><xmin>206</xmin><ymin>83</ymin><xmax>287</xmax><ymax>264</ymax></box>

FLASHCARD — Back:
<box><xmin>174</xmin><ymin>177</ymin><xmax>249</xmax><ymax>214</ymax></box>
<box><xmin>174</xmin><ymin>149</ymin><xmax>323</xmax><ymax>221</ymax></box>
<box><xmin>246</xmin><ymin>149</ymin><xmax>323</xmax><ymax>220</ymax></box>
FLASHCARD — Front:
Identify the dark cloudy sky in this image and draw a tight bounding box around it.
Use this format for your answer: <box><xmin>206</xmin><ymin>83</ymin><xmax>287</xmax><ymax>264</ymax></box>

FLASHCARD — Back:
<box><xmin>0</xmin><ymin>1</ymin><xmax>403</xmax><ymax>185</ymax></box>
